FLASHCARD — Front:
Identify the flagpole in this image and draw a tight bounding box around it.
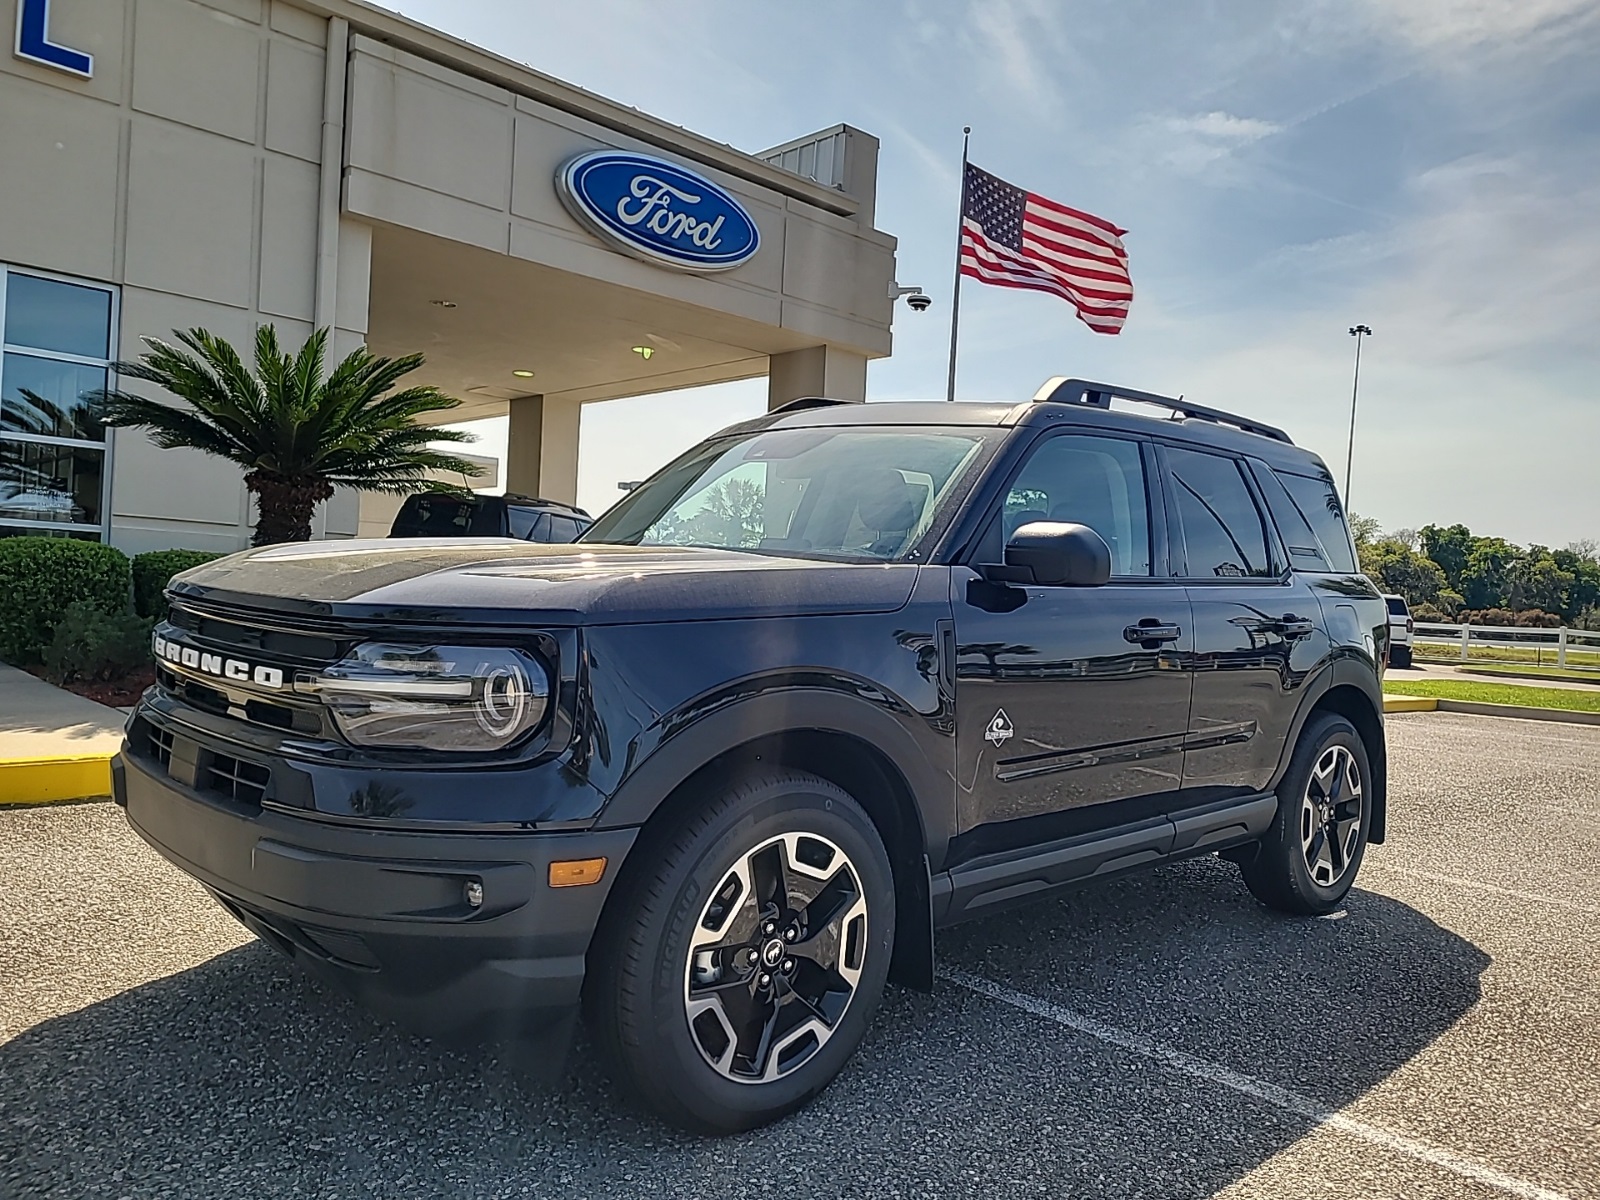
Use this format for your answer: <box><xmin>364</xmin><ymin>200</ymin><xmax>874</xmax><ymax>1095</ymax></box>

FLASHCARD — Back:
<box><xmin>945</xmin><ymin>126</ymin><xmax>971</xmax><ymax>402</ymax></box>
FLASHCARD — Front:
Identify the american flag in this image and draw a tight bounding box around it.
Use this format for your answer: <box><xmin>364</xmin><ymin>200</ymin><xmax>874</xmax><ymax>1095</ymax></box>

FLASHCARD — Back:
<box><xmin>959</xmin><ymin>163</ymin><xmax>1133</xmax><ymax>335</ymax></box>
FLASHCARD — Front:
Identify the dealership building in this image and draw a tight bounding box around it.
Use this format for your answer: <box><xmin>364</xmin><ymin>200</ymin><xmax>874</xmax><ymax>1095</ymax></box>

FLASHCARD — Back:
<box><xmin>0</xmin><ymin>0</ymin><xmax>901</xmax><ymax>552</ymax></box>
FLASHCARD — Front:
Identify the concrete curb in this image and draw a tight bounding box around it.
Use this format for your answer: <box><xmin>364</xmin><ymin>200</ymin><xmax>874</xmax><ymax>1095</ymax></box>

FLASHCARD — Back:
<box><xmin>1456</xmin><ymin>666</ymin><xmax>1600</xmax><ymax>687</ymax></box>
<box><xmin>0</xmin><ymin>753</ymin><xmax>115</xmax><ymax>805</ymax></box>
<box><xmin>1383</xmin><ymin>695</ymin><xmax>1438</xmax><ymax>713</ymax></box>
<box><xmin>1434</xmin><ymin>699</ymin><xmax>1600</xmax><ymax>727</ymax></box>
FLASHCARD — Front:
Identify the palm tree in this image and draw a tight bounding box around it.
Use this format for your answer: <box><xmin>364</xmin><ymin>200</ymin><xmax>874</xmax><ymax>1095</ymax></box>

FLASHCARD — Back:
<box><xmin>92</xmin><ymin>326</ymin><xmax>481</xmax><ymax>545</ymax></box>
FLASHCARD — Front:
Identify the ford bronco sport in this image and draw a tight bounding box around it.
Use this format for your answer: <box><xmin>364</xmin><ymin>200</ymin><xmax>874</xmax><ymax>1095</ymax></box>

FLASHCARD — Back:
<box><xmin>116</xmin><ymin>379</ymin><xmax>1388</xmax><ymax>1134</ymax></box>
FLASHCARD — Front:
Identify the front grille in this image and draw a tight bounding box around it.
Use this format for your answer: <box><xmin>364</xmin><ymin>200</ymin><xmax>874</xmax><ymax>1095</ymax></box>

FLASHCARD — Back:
<box><xmin>167</xmin><ymin>603</ymin><xmax>343</xmax><ymax>662</ymax></box>
<box><xmin>201</xmin><ymin>751</ymin><xmax>271</xmax><ymax>807</ymax></box>
<box><xmin>155</xmin><ymin>665</ymin><xmax>319</xmax><ymax>735</ymax></box>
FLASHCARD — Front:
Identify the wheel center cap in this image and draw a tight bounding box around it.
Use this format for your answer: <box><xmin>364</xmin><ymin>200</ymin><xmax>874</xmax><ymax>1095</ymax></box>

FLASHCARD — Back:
<box><xmin>760</xmin><ymin>938</ymin><xmax>785</xmax><ymax>968</ymax></box>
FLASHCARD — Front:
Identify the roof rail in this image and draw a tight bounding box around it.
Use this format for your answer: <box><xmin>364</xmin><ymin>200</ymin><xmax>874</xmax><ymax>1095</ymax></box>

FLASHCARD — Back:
<box><xmin>769</xmin><ymin>396</ymin><xmax>856</xmax><ymax>414</ymax></box>
<box><xmin>1033</xmin><ymin>377</ymin><xmax>1293</xmax><ymax>445</ymax></box>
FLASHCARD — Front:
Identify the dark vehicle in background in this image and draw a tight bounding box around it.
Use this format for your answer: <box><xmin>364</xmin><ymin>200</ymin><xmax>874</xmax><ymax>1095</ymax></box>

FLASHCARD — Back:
<box><xmin>116</xmin><ymin>378</ymin><xmax>1388</xmax><ymax>1135</ymax></box>
<box><xmin>389</xmin><ymin>492</ymin><xmax>592</xmax><ymax>542</ymax></box>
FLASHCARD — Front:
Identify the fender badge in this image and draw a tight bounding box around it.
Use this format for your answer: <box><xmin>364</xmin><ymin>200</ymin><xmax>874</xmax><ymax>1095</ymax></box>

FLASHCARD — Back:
<box><xmin>985</xmin><ymin>708</ymin><xmax>1014</xmax><ymax>747</ymax></box>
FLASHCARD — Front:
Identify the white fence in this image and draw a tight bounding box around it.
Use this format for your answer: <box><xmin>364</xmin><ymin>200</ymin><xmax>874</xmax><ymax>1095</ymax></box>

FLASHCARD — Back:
<box><xmin>1413</xmin><ymin>621</ymin><xmax>1600</xmax><ymax>668</ymax></box>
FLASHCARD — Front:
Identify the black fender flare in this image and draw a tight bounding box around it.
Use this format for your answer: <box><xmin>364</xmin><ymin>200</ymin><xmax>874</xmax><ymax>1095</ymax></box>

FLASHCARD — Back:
<box><xmin>1270</xmin><ymin>657</ymin><xmax>1388</xmax><ymax>843</ymax></box>
<box><xmin>592</xmin><ymin>687</ymin><xmax>950</xmax><ymax>846</ymax></box>
<box><xmin>591</xmin><ymin>686</ymin><xmax>952</xmax><ymax>991</ymax></box>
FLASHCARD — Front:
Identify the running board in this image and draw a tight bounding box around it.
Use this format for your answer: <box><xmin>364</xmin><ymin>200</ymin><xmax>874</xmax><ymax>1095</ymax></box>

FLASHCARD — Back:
<box><xmin>933</xmin><ymin>793</ymin><xmax>1277</xmax><ymax>925</ymax></box>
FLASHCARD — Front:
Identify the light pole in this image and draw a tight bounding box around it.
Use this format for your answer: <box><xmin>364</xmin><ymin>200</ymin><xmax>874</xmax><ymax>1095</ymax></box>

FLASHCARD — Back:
<box><xmin>1345</xmin><ymin>325</ymin><xmax>1372</xmax><ymax>507</ymax></box>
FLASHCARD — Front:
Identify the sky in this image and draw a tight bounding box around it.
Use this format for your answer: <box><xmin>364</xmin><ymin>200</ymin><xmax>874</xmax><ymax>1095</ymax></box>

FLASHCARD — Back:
<box><xmin>396</xmin><ymin>0</ymin><xmax>1600</xmax><ymax>548</ymax></box>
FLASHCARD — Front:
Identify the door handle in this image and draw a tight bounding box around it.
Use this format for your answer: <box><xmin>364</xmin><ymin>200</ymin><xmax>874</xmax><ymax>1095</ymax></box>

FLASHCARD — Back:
<box><xmin>1267</xmin><ymin>615</ymin><xmax>1317</xmax><ymax>639</ymax></box>
<box><xmin>1124</xmin><ymin>620</ymin><xmax>1182</xmax><ymax>646</ymax></box>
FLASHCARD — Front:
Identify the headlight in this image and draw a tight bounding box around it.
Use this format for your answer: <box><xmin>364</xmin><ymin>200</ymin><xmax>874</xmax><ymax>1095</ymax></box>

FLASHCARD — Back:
<box><xmin>301</xmin><ymin>644</ymin><xmax>550</xmax><ymax>752</ymax></box>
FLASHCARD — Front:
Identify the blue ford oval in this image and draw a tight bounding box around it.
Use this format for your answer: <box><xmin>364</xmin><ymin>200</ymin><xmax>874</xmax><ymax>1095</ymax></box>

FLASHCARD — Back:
<box><xmin>558</xmin><ymin>151</ymin><xmax>761</xmax><ymax>272</ymax></box>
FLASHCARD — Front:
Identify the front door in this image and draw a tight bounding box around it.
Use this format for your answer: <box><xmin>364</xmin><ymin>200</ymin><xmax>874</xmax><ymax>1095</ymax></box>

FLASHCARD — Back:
<box><xmin>951</xmin><ymin>432</ymin><xmax>1193</xmax><ymax>862</ymax></box>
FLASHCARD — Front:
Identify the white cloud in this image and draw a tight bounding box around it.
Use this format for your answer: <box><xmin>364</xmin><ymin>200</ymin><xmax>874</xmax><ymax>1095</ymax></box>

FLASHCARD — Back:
<box><xmin>1358</xmin><ymin>0</ymin><xmax>1600</xmax><ymax>52</ymax></box>
<box><xmin>1134</xmin><ymin>110</ymin><xmax>1282</xmax><ymax>178</ymax></box>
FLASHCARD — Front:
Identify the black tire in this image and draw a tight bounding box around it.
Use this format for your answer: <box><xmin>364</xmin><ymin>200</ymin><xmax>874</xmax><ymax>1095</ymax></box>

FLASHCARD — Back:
<box><xmin>1240</xmin><ymin>713</ymin><xmax>1372</xmax><ymax>915</ymax></box>
<box><xmin>585</xmin><ymin>770</ymin><xmax>895</xmax><ymax>1134</ymax></box>
<box><xmin>1390</xmin><ymin>645</ymin><xmax>1413</xmax><ymax>668</ymax></box>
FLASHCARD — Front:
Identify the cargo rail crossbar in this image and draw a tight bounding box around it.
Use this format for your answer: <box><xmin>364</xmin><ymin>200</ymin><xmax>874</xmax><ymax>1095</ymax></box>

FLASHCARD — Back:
<box><xmin>1033</xmin><ymin>377</ymin><xmax>1293</xmax><ymax>444</ymax></box>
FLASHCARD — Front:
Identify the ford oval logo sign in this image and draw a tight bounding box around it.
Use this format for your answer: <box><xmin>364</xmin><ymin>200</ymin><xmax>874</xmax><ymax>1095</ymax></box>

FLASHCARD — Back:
<box><xmin>557</xmin><ymin>151</ymin><xmax>760</xmax><ymax>273</ymax></box>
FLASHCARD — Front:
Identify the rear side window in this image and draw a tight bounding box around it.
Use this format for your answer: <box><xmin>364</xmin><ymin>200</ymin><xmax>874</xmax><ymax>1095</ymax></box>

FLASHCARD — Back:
<box><xmin>1250</xmin><ymin>463</ymin><xmax>1330</xmax><ymax>571</ymax></box>
<box><xmin>548</xmin><ymin>516</ymin><xmax>584</xmax><ymax>542</ymax></box>
<box><xmin>1165</xmin><ymin>447</ymin><xmax>1274</xmax><ymax>578</ymax></box>
<box><xmin>507</xmin><ymin>508</ymin><xmax>548</xmax><ymax>540</ymax></box>
<box><xmin>1386</xmin><ymin>597</ymin><xmax>1409</xmax><ymax>616</ymax></box>
<box><xmin>1274</xmin><ymin>470</ymin><xmax>1358</xmax><ymax>574</ymax></box>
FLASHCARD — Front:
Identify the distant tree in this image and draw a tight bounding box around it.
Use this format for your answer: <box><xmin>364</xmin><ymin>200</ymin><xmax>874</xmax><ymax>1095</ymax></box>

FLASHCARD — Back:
<box><xmin>1388</xmin><ymin>527</ymin><xmax>1420</xmax><ymax>552</ymax></box>
<box><xmin>1360</xmin><ymin>538</ymin><xmax>1448</xmax><ymax>608</ymax></box>
<box><xmin>1459</xmin><ymin>536</ymin><xmax>1521</xmax><ymax>611</ymax></box>
<box><xmin>1419</xmin><ymin>523</ymin><xmax>1474</xmax><ymax>593</ymax></box>
<box><xmin>1348</xmin><ymin>513</ymin><xmax>1383</xmax><ymax>549</ymax></box>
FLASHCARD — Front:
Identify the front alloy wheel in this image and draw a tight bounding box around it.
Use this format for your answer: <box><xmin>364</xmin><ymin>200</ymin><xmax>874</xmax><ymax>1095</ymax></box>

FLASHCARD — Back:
<box><xmin>585</xmin><ymin>771</ymin><xmax>894</xmax><ymax>1134</ymax></box>
<box><xmin>685</xmin><ymin>832</ymin><xmax>869</xmax><ymax>1084</ymax></box>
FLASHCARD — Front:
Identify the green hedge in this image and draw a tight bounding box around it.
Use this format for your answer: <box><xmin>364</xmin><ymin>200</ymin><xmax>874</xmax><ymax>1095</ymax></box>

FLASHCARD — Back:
<box><xmin>0</xmin><ymin>537</ymin><xmax>131</xmax><ymax>665</ymax></box>
<box><xmin>133</xmin><ymin>549</ymin><xmax>225</xmax><ymax>618</ymax></box>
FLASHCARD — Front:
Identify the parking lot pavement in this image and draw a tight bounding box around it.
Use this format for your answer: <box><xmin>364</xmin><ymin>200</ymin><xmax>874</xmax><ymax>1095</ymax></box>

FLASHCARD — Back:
<box><xmin>2</xmin><ymin>713</ymin><xmax>1596</xmax><ymax>1199</ymax></box>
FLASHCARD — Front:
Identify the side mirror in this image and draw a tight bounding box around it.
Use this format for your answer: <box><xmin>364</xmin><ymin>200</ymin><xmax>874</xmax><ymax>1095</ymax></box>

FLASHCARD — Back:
<box><xmin>997</xmin><ymin>521</ymin><xmax>1111</xmax><ymax>587</ymax></box>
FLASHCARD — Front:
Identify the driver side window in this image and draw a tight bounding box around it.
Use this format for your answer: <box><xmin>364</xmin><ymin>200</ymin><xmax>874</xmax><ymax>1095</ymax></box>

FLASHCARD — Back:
<box><xmin>984</xmin><ymin>434</ymin><xmax>1153</xmax><ymax>577</ymax></box>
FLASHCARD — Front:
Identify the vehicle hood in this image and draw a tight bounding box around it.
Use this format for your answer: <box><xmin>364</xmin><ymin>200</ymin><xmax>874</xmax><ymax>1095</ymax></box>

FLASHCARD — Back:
<box><xmin>167</xmin><ymin>538</ymin><xmax>920</xmax><ymax>626</ymax></box>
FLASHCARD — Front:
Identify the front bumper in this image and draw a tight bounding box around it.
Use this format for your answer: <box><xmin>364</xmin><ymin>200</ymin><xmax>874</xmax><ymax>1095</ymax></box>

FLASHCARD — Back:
<box><xmin>115</xmin><ymin>751</ymin><xmax>637</xmax><ymax>1043</ymax></box>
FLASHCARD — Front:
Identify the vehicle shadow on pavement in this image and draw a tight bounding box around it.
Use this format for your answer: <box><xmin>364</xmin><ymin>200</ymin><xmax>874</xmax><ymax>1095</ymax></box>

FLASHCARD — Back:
<box><xmin>0</xmin><ymin>855</ymin><xmax>1487</xmax><ymax>1200</ymax></box>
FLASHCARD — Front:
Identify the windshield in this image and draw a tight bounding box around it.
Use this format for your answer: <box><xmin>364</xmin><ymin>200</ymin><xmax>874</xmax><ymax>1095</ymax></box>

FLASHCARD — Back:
<box><xmin>583</xmin><ymin>426</ymin><xmax>994</xmax><ymax>561</ymax></box>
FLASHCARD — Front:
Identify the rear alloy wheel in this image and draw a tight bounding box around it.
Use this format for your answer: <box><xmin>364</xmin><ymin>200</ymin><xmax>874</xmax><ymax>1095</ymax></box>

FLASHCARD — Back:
<box><xmin>1240</xmin><ymin>713</ymin><xmax>1372</xmax><ymax>914</ymax></box>
<box><xmin>586</xmin><ymin>771</ymin><xmax>894</xmax><ymax>1134</ymax></box>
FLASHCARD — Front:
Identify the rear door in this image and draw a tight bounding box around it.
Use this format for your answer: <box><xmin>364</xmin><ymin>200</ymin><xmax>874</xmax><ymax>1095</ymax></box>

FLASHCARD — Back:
<box><xmin>951</xmin><ymin>430</ymin><xmax>1194</xmax><ymax>859</ymax></box>
<box><xmin>1160</xmin><ymin>443</ymin><xmax>1328</xmax><ymax>799</ymax></box>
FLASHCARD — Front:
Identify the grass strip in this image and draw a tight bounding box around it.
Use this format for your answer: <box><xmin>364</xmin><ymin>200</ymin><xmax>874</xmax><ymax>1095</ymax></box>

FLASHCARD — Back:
<box><xmin>1382</xmin><ymin>680</ymin><xmax>1600</xmax><ymax>713</ymax></box>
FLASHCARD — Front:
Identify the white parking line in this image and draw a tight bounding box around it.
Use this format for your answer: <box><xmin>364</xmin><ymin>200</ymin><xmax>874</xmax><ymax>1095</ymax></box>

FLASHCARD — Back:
<box><xmin>1363</xmin><ymin>864</ymin><xmax>1588</xmax><ymax>913</ymax></box>
<box><xmin>941</xmin><ymin>968</ymin><xmax>1571</xmax><ymax>1200</ymax></box>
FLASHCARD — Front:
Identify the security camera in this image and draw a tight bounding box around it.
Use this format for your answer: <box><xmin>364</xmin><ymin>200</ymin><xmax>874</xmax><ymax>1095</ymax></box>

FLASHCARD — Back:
<box><xmin>889</xmin><ymin>283</ymin><xmax>932</xmax><ymax>312</ymax></box>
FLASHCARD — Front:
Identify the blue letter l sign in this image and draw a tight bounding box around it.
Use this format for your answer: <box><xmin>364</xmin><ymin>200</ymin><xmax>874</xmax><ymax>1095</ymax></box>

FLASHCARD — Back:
<box><xmin>15</xmin><ymin>0</ymin><xmax>94</xmax><ymax>78</ymax></box>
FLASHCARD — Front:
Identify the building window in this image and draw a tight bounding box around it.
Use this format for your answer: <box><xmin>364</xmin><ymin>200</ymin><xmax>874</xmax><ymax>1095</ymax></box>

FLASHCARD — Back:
<box><xmin>0</xmin><ymin>267</ymin><xmax>117</xmax><ymax>539</ymax></box>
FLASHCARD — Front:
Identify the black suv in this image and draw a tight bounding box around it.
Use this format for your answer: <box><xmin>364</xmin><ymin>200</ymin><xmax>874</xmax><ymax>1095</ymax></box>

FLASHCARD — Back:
<box><xmin>116</xmin><ymin>380</ymin><xmax>1388</xmax><ymax>1135</ymax></box>
<box><xmin>389</xmin><ymin>492</ymin><xmax>592</xmax><ymax>542</ymax></box>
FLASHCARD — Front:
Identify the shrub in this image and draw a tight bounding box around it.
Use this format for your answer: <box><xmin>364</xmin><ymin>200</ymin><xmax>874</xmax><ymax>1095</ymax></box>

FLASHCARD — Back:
<box><xmin>0</xmin><ymin>537</ymin><xmax>130</xmax><ymax>665</ymax></box>
<box><xmin>1411</xmin><ymin>602</ymin><xmax>1450</xmax><ymax>622</ymax></box>
<box><xmin>40</xmin><ymin>601</ymin><xmax>155</xmax><ymax>685</ymax></box>
<box><xmin>133</xmin><ymin>549</ymin><xmax>225</xmax><ymax>618</ymax></box>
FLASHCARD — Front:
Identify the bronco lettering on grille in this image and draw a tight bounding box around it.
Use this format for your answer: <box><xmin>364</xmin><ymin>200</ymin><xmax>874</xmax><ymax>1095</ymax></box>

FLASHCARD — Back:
<box><xmin>153</xmin><ymin>635</ymin><xmax>284</xmax><ymax>689</ymax></box>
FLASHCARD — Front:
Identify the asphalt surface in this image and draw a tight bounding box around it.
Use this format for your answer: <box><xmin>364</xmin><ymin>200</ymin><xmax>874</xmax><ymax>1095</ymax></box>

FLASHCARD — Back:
<box><xmin>2</xmin><ymin>713</ymin><xmax>1596</xmax><ymax>1199</ymax></box>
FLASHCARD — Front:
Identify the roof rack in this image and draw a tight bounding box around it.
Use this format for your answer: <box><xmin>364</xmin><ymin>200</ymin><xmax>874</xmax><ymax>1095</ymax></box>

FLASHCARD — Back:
<box><xmin>769</xmin><ymin>396</ymin><xmax>855</xmax><ymax>414</ymax></box>
<box><xmin>1032</xmin><ymin>377</ymin><xmax>1293</xmax><ymax>445</ymax></box>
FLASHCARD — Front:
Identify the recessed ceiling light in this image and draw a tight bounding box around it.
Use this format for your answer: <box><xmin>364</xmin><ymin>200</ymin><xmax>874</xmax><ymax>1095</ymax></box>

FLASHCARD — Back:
<box><xmin>511</xmin><ymin>369</ymin><xmax>535</xmax><ymax>378</ymax></box>
<box><xmin>430</xmin><ymin>299</ymin><xmax>457</xmax><ymax>308</ymax></box>
<box><xmin>631</xmin><ymin>346</ymin><xmax>654</xmax><ymax>360</ymax></box>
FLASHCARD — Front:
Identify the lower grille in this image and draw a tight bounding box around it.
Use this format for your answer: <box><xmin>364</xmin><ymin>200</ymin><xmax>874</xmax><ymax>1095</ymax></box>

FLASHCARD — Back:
<box><xmin>147</xmin><ymin>725</ymin><xmax>176</xmax><ymax>769</ymax></box>
<box><xmin>202</xmin><ymin>751</ymin><xmax>271</xmax><ymax>807</ymax></box>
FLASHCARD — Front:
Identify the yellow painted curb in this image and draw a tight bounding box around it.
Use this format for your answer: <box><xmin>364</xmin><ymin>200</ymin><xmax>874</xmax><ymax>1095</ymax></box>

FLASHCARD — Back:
<box><xmin>1383</xmin><ymin>695</ymin><xmax>1439</xmax><ymax>713</ymax></box>
<box><xmin>0</xmin><ymin>754</ymin><xmax>115</xmax><ymax>805</ymax></box>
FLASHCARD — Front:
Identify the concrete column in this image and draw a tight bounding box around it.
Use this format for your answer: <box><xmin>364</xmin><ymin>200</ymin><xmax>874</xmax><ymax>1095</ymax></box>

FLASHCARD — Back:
<box><xmin>506</xmin><ymin>394</ymin><xmax>583</xmax><ymax>504</ymax></box>
<box><xmin>767</xmin><ymin>346</ymin><xmax>868</xmax><ymax>411</ymax></box>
